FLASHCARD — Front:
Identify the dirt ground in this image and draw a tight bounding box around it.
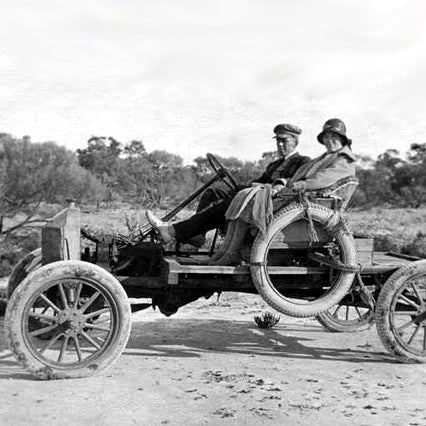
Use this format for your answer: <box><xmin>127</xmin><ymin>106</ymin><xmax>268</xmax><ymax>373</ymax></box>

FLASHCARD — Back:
<box><xmin>1</xmin><ymin>278</ymin><xmax>425</xmax><ymax>426</ymax></box>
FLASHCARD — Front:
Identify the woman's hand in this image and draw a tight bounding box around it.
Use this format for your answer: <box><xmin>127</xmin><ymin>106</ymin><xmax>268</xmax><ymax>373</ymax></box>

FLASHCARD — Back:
<box><xmin>289</xmin><ymin>181</ymin><xmax>307</xmax><ymax>191</ymax></box>
<box><xmin>271</xmin><ymin>184</ymin><xmax>285</xmax><ymax>196</ymax></box>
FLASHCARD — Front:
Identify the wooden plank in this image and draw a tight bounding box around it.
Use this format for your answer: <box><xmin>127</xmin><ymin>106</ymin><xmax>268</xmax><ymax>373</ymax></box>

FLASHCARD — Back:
<box><xmin>372</xmin><ymin>252</ymin><xmax>412</xmax><ymax>266</ymax></box>
<box><xmin>358</xmin><ymin>251</ymin><xmax>417</xmax><ymax>273</ymax></box>
<box><xmin>163</xmin><ymin>258</ymin><xmax>327</xmax><ymax>275</ymax></box>
<box><xmin>42</xmin><ymin>205</ymin><xmax>81</xmax><ymax>263</ymax></box>
<box><xmin>42</xmin><ymin>226</ymin><xmax>63</xmax><ymax>264</ymax></box>
<box><xmin>354</xmin><ymin>237</ymin><xmax>374</xmax><ymax>250</ymax></box>
<box><xmin>354</xmin><ymin>237</ymin><xmax>374</xmax><ymax>265</ymax></box>
<box><xmin>62</xmin><ymin>206</ymin><xmax>80</xmax><ymax>260</ymax></box>
<box><xmin>118</xmin><ymin>276</ymin><xmax>164</xmax><ymax>287</ymax></box>
<box><xmin>163</xmin><ymin>258</ymin><xmax>180</xmax><ymax>285</ymax></box>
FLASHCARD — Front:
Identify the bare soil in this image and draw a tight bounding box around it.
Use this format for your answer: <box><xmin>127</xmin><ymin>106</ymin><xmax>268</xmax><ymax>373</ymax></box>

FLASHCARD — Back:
<box><xmin>1</xmin><ymin>279</ymin><xmax>425</xmax><ymax>426</ymax></box>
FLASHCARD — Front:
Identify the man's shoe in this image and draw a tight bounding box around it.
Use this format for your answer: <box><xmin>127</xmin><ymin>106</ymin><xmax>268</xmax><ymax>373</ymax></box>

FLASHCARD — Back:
<box><xmin>145</xmin><ymin>210</ymin><xmax>173</xmax><ymax>243</ymax></box>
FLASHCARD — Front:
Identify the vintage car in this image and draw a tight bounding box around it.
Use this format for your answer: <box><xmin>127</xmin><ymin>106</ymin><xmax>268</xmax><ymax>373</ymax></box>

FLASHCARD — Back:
<box><xmin>3</xmin><ymin>154</ymin><xmax>426</xmax><ymax>379</ymax></box>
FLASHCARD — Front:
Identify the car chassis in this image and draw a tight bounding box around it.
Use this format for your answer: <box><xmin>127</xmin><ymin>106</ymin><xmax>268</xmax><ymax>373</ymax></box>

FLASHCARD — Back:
<box><xmin>3</xmin><ymin>153</ymin><xmax>426</xmax><ymax>379</ymax></box>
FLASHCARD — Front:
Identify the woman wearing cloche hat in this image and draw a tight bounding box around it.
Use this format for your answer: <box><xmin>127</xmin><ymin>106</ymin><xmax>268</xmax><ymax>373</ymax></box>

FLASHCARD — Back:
<box><xmin>287</xmin><ymin>118</ymin><xmax>356</xmax><ymax>191</ymax></box>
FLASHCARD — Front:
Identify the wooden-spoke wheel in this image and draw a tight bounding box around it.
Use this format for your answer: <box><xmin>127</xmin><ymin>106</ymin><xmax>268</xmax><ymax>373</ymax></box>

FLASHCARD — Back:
<box><xmin>250</xmin><ymin>203</ymin><xmax>357</xmax><ymax>317</ymax></box>
<box><xmin>5</xmin><ymin>261</ymin><xmax>131</xmax><ymax>379</ymax></box>
<box><xmin>376</xmin><ymin>260</ymin><xmax>426</xmax><ymax>363</ymax></box>
<box><xmin>316</xmin><ymin>301</ymin><xmax>374</xmax><ymax>332</ymax></box>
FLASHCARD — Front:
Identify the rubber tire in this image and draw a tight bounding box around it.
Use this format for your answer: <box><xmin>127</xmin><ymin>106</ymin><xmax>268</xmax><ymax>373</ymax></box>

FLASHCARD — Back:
<box><xmin>316</xmin><ymin>306</ymin><xmax>374</xmax><ymax>332</ymax></box>
<box><xmin>250</xmin><ymin>203</ymin><xmax>357</xmax><ymax>317</ymax></box>
<box><xmin>5</xmin><ymin>260</ymin><xmax>132</xmax><ymax>379</ymax></box>
<box><xmin>375</xmin><ymin>260</ymin><xmax>426</xmax><ymax>363</ymax></box>
<box><xmin>7</xmin><ymin>248</ymin><xmax>42</xmax><ymax>299</ymax></box>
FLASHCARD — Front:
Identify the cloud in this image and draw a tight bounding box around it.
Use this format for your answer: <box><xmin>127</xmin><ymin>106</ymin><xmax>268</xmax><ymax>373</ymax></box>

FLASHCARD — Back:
<box><xmin>1</xmin><ymin>0</ymin><xmax>426</xmax><ymax>163</ymax></box>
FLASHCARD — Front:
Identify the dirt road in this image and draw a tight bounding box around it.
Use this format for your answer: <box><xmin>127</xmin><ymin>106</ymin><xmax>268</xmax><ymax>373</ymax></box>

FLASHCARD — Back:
<box><xmin>1</xmin><ymin>292</ymin><xmax>425</xmax><ymax>426</ymax></box>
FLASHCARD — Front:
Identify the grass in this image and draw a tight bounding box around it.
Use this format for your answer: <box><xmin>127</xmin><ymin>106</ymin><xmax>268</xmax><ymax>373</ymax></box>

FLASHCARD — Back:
<box><xmin>346</xmin><ymin>206</ymin><xmax>426</xmax><ymax>256</ymax></box>
<box><xmin>81</xmin><ymin>204</ymin><xmax>426</xmax><ymax>256</ymax></box>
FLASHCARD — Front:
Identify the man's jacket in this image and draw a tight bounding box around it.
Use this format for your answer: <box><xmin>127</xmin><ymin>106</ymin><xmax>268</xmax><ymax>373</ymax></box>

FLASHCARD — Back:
<box><xmin>255</xmin><ymin>152</ymin><xmax>311</xmax><ymax>184</ymax></box>
<box><xmin>289</xmin><ymin>145</ymin><xmax>357</xmax><ymax>190</ymax></box>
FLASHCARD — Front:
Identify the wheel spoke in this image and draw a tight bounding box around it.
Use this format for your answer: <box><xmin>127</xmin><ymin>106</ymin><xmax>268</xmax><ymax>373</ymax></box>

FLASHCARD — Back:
<box><xmin>80</xmin><ymin>291</ymin><xmax>101</xmax><ymax>313</ymax></box>
<box><xmin>354</xmin><ymin>306</ymin><xmax>362</xmax><ymax>318</ymax></box>
<box><xmin>39</xmin><ymin>333</ymin><xmax>63</xmax><ymax>354</ymax></box>
<box><xmin>39</xmin><ymin>293</ymin><xmax>62</xmax><ymax>313</ymax></box>
<box><xmin>345</xmin><ymin>305</ymin><xmax>349</xmax><ymax>321</ymax></box>
<box><xmin>92</xmin><ymin>317</ymin><xmax>111</xmax><ymax>326</ymax></box>
<box><xmin>397</xmin><ymin>319</ymin><xmax>416</xmax><ymax>333</ymax></box>
<box><xmin>83</xmin><ymin>322</ymin><xmax>111</xmax><ymax>332</ymax></box>
<box><xmin>84</xmin><ymin>307</ymin><xmax>110</xmax><ymax>319</ymax></box>
<box><xmin>80</xmin><ymin>331</ymin><xmax>101</xmax><ymax>350</ymax></box>
<box><xmin>30</xmin><ymin>323</ymin><xmax>59</xmax><ymax>337</ymax></box>
<box><xmin>28</xmin><ymin>312</ymin><xmax>58</xmax><ymax>323</ymax></box>
<box><xmin>332</xmin><ymin>305</ymin><xmax>342</xmax><ymax>317</ymax></box>
<box><xmin>399</xmin><ymin>294</ymin><xmax>420</xmax><ymax>310</ymax></box>
<box><xmin>73</xmin><ymin>336</ymin><xmax>82</xmax><ymax>361</ymax></box>
<box><xmin>411</xmin><ymin>282</ymin><xmax>424</xmax><ymax>305</ymax></box>
<box><xmin>58</xmin><ymin>336</ymin><xmax>69</xmax><ymax>363</ymax></box>
<box><xmin>407</xmin><ymin>323</ymin><xmax>422</xmax><ymax>345</ymax></box>
<box><xmin>74</xmin><ymin>283</ymin><xmax>83</xmax><ymax>306</ymax></box>
<box><xmin>394</xmin><ymin>311</ymin><xmax>418</xmax><ymax>316</ymax></box>
<box><xmin>58</xmin><ymin>283</ymin><xmax>69</xmax><ymax>309</ymax></box>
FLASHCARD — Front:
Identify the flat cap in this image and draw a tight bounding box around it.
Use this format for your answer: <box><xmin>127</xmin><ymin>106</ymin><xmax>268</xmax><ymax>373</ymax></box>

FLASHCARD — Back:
<box><xmin>273</xmin><ymin>123</ymin><xmax>302</xmax><ymax>138</ymax></box>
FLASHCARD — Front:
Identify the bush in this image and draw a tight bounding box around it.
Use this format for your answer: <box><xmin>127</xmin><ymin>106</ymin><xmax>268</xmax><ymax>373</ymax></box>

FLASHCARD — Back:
<box><xmin>254</xmin><ymin>311</ymin><xmax>281</xmax><ymax>329</ymax></box>
<box><xmin>373</xmin><ymin>234</ymin><xmax>405</xmax><ymax>253</ymax></box>
<box><xmin>405</xmin><ymin>232</ymin><xmax>426</xmax><ymax>258</ymax></box>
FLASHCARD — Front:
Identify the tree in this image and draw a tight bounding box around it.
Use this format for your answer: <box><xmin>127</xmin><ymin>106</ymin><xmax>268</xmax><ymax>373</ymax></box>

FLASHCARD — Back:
<box><xmin>77</xmin><ymin>136</ymin><xmax>124</xmax><ymax>206</ymax></box>
<box><xmin>122</xmin><ymin>140</ymin><xmax>146</xmax><ymax>159</ymax></box>
<box><xmin>146</xmin><ymin>150</ymin><xmax>185</xmax><ymax>206</ymax></box>
<box><xmin>0</xmin><ymin>135</ymin><xmax>106</xmax><ymax>236</ymax></box>
<box><xmin>407</xmin><ymin>143</ymin><xmax>426</xmax><ymax>164</ymax></box>
<box><xmin>77</xmin><ymin>136</ymin><xmax>122</xmax><ymax>180</ymax></box>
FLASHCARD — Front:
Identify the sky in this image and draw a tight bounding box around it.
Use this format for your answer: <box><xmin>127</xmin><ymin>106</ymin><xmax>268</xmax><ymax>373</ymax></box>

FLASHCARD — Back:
<box><xmin>1</xmin><ymin>0</ymin><xmax>426</xmax><ymax>164</ymax></box>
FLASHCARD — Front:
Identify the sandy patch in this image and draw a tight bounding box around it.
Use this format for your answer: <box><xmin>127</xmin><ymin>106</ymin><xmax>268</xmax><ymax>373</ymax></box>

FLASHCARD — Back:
<box><xmin>1</xmin><ymin>293</ymin><xmax>425</xmax><ymax>426</ymax></box>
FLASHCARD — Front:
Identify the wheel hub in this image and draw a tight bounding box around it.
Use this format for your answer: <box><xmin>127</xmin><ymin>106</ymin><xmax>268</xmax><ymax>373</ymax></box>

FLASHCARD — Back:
<box><xmin>59</xmin><ymin>308</ymin><xmax>85</xmax><ymax>334</ymax></box>
<box><xmin>413</xmin><ymin>309</ymin><xmax>426</xmax><ymax>325</ymax></box>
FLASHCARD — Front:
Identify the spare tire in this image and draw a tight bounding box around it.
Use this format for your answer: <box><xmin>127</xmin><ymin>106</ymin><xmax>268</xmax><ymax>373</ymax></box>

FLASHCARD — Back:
<box><xmin>250</xmin><ymin>203</ymin><xmax>357</xmax><ymax>317</ymax></box>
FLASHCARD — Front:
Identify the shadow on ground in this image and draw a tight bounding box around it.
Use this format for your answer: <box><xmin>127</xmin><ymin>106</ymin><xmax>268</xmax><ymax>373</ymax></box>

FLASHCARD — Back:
<box><xmin>0</xmin><ymin>315</ymin><xmax>396</xmax><ymax>380</ymax></box>
<box><xmin>125</xmin><ymin>317</ymin><xmax>394</xmax><ymax>364</ymax></box>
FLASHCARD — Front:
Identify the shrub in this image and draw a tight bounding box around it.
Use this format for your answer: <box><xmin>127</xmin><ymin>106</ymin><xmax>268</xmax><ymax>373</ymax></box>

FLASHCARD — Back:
<box><xmin>254</xmin><ymin>311</ymin><xmax>281</xmax><ymax>329</ymax></box>
<box><xmin>405</xmin><ymin>232</ymin><xmax>426</xmax><ymax>258</ymax></box>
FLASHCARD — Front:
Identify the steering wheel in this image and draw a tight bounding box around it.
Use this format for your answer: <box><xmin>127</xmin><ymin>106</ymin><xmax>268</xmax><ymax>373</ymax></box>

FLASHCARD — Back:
<box><xmin>206</xmin><ymin>153</ymin><xmax>239</xmax><ymax>191</ymax></box>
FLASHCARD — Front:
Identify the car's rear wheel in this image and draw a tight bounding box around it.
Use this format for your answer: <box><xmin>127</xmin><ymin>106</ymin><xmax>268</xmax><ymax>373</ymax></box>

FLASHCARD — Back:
<box><xmin>376</xmin><ymin>260</ymin><xmax>426</xmax><ymax>363</ymax></box>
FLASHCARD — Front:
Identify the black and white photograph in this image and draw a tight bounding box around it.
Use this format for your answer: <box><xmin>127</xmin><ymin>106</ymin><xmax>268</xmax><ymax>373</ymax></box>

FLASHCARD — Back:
<box><xmin>1</xmin><ymin>1</ymin><xmax>425</xmax><ymax>425</ymax></box>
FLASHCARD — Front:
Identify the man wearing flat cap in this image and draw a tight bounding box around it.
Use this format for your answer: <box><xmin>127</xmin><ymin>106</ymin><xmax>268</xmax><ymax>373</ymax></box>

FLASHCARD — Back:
<box><xmin>256</xmin><ymin>123</ymin><xmax>310</xmax><ymax>188</ymax></box>
<box><xmin>146</xmin><ymin>123</ymin><xmax>310</xmax><ymax>246</ymax></box>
